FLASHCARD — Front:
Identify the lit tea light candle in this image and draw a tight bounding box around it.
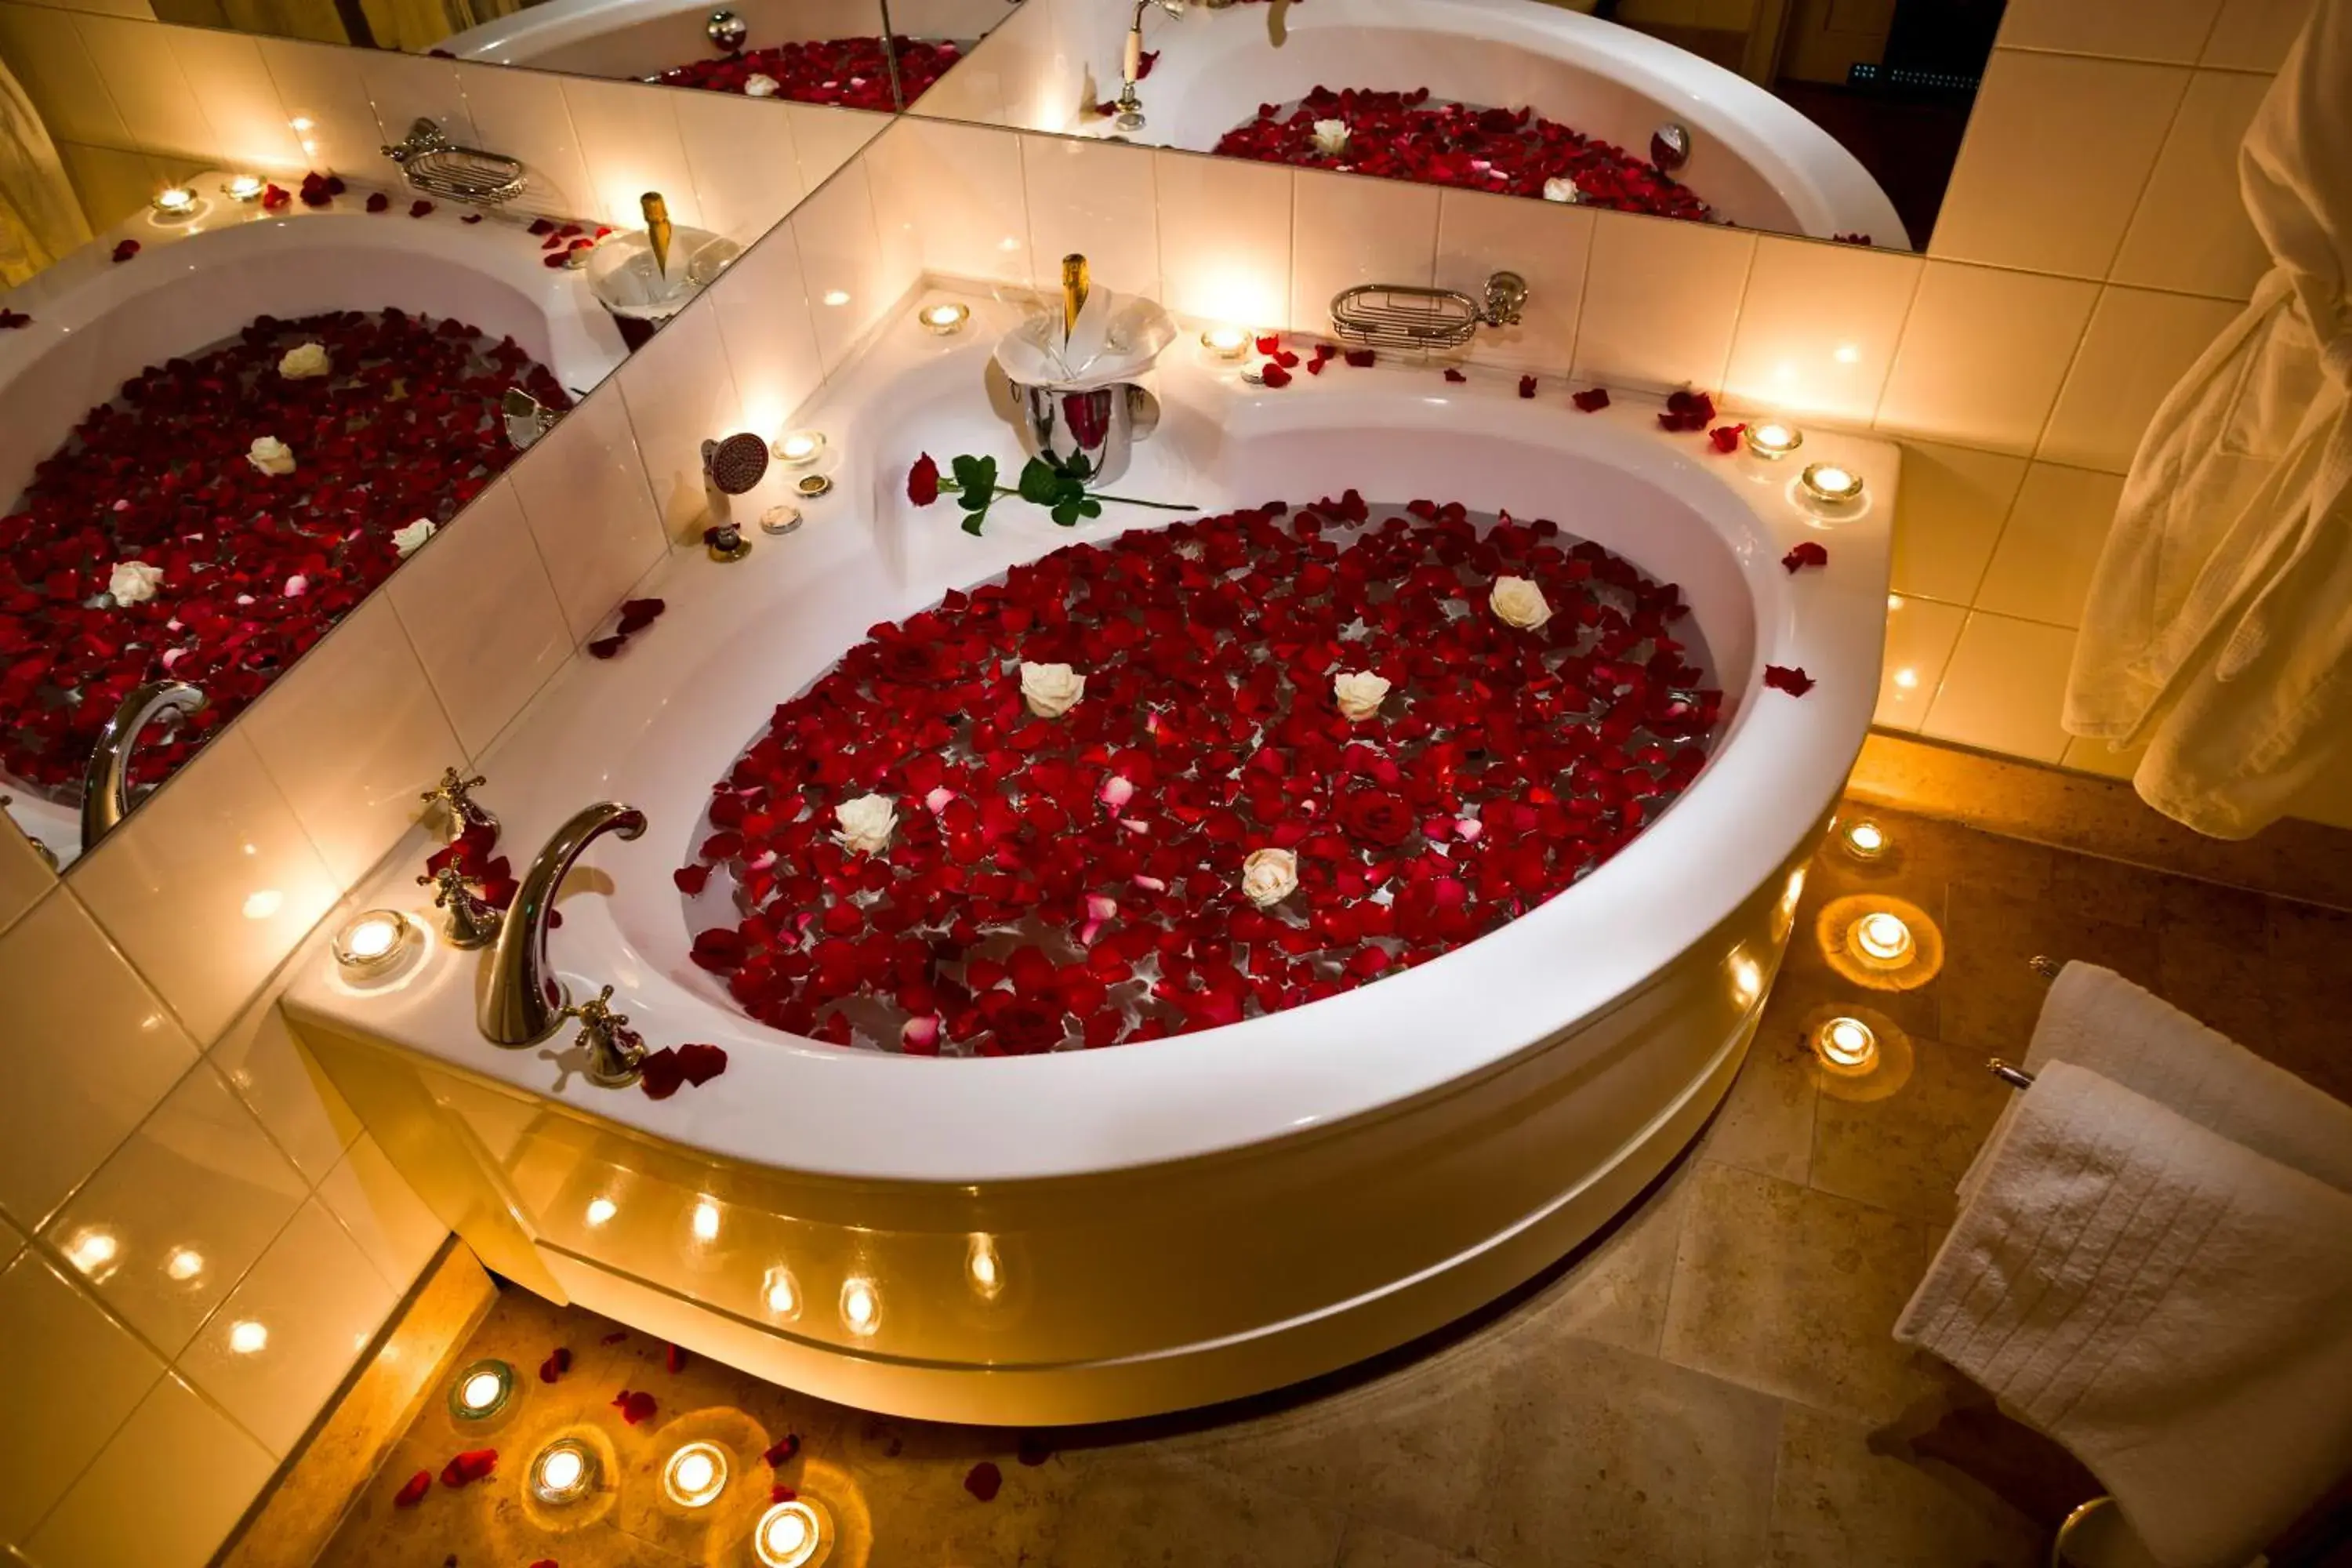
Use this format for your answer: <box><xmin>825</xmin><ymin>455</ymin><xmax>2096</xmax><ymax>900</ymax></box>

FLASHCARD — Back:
<box><xmin>1813</xmin><ymin>1015</ymin><xmax>1879</xmax><ymax>1071</ymax></box>
<box><xmin>1744</xmin><ymin>420</ymin><xmax>1803</xmax><ymax>459</ymax></box>
<box><xmin>691</xmin><ymin>1197</ymin><xmax>720</xmax><ymax>1241</ymax></box>
<box><xmin>532</xmin><ymin>1438</ymin><xmax>597</xmax><ymax>1504</ymax></box>
<box><xmin>223</xmin><ymin>174</ymin><xmax>265</xmax><ymax>202</ymax></box>
<box><xmin>762</xmin><ymin>1265</ymin><xmax>800</xmax><ymax>1318</ymax></box>
<box><xmin>775</xmin><ymin>430</ymin><xmax>826</xmax><ymax>466</ymax></box>
<box><xmin>332</xmin><ymin>909</ymin><xmax>412</xmax><ymax>971</ymax></box>
<box><xmin>755</xmin><ymin>1499</ymin><xmax>826</xmax><ymax>1568</ymax></box>
<box><xmin>1801</xmin><ymin>462</ymin><xmax>1864</xmax><ymax>504</ymax></box>
<box><xmin>1851</xmin><ymin>910</ymin><xmax>1915</xmax><ymax>965</ymax></box>
<box><xmin>151</xmin><ymin>186</ymin><xmax>198</xmax><ymax>217</ymax></box>
<box><xmin>1839</xmin><ymin>819</ymin><xmax>1889</xmax><ymax>861</ymax></box>
<box><xmin>840</xmin><ymin>1276</ymin><xmax>880</xmax><ymax>1336</ymax></box>
<box><xmin>229</xmin><ymin>1319</ymin><xmax>269</xmax><ymax>1355</ymax></box>
<box><xmin>919</xmin><ymin>301</ymin><xmax>971</xmax><ymax>335</ymax></box>
<box><xmin>662</xmin><ymin>1442</ymin><xmax>729</xmax><ymax>1508</ymax></box>
<box><xmin>1200</xmin><ymin>325</ymin><xmax>1251</xmax><ymax>360</ymax></box>
<box><xmin>967</xmin><ymin>1234</ymin><xmax>1004</xmax><ymax>1299</ymax></box>
<box><xmin>450</xmin><ymin>1359</ymin><xmax>514</xmax><ymax>1420</ymax></box>
<box><xmin>585</xmin><ymin>1196</ymin><xmax>617</xmax><ymax>1227</ymax></box>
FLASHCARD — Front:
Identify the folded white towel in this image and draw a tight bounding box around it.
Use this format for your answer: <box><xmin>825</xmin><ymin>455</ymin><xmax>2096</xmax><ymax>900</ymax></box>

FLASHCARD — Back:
<box><xmin>2027</xmin><ymin>962</ymin><xmax>2352</xmax><ymax>1194</ymax></box>
<box><xmin>1899</xmin><ymin>1060</ymin><xmax>2352</xmax><ymax>1568</ymax></box>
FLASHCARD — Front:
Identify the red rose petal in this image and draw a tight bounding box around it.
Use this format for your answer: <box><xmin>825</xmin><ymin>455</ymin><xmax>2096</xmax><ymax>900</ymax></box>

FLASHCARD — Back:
<box><xmin>409</xmin><ymin>199</ymin><xmax>435</xmax><ymax>218</ymax></box>
<box><xmin>1572</xmin><ymin>387</ymin><xmax>1610</xmax><ymax>412</ymax></box>
<box><xmin>1343</xmin><ymin>347</ymin><xmax>1377</xmax><ymax>367</ymax></box>
<box><xmin>1764</xmin><ymin>664</ymin><xmax>1815</xmax><ymax>696</ymax></box>
<box><xmin>1780</xmin><ymin>541</ymin><xmax>1829</xmax><ymax>573</ymax></box>
<box><xmin>440</xmin><ymin>1448</ymin><xmax>498</xmax><ymax>1488</ymax></box>
<box><xmin>1517</xmin><ymin>375</ymin><xmax>1538</xmax><ymax>398</ymax></box>
<box><xmin>539</xmin><ymin>1346</ymin><xmax>572</xmax><ymax>1383</ymax></box>
<box><xmin>611</xmin><ymin>1388</ymin><xmax>657</xmax><ymax>1425</ymax></box>
<box><xmin>587</xmin><ymin>635</ymin><xmax>626</xmax><ymax>659</ymax></box>
<box><xmin>601</xmin><ymin>1330</ymin><xmax>629</xmax><ymax>1344</ymax></box>
<box><xmin>964</xmin><ymin>1461</ymin><xmax>1003</xmax><ymax>1501</ymax></box>
<box><xmin>764</xmin><ymin>1433</ymin><xmax>802</xmax><ymax>1465</ymax></box>
<box><xmin>365</xmin><ymin>192</ymin><xmax>390</xmax><ymax>213</ymax></box>
<box><xmin>665</xmin><ymin>1342</ymin><xmax>686</xmax><ymax>1373</ymax></box>
<box><xmin>110</xmin><ymin>239</ymin><xmax>140</xmax><ymax>263</ymax></box>
<box><xmin>771</xmin><ymin>1485</ymin><xmax>799</xmax><ymax>1503</ymax></box>
<box><xmin>1443</xmin><ymin>368</ymin><xmax>1467</xmax><ymax>383</ymax></box>
<box><xmin>1708</xmin><ymin>423</ymin><xmax>1746</xmax><ymax>454</ymax></box>
<box><xmin>1258</xmin><ymin>361</ymin><xmax>1291</xmax><ymax>388</ymax></box>
<box><xmin>393</xmin><ymin>1469</ymin><xmax>432</xmax><ymax>1507</ymax></box>
<box><xmin>673</xmin><ymin>864</ymin><xmax>711</xmax><ymax>895</ymax></box>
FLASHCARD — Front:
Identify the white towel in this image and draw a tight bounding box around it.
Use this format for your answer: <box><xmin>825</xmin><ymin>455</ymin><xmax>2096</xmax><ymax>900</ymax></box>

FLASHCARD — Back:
<box><xmin>1898</xmin><ymin>1061</ymin><xmax>2352</xmax><ymax>1568</ymax></box>
<box><xmin>2017</xmin><ymin>962</ymin><xmax>2352</xmax><ymax>1194</ymax></box>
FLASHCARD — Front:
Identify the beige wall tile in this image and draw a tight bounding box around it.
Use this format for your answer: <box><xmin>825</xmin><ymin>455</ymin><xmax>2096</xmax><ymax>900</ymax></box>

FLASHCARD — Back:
<box><xmin>1153</xmin><ymin>147</ymin><xmax>1293</xmax><ymax>328</ymax></box>
<box><xmin>1875</xmin><ymin>262</ymin><xmax>2098</xmax><ymax>456</ymax></box>
<box><xmin>1875</xmin><ymin>596</ymin><xmax>1968</xmax><ymax>733</ymax></box>
<box><xmin>42</xmin><ymin>1064</ymin><xmax>308</xmax><ymax>1357</ymax></box>
<box><xmin>178</xmin><ymin>1196</ymin><xmax>396</xmax><ymax>1456</ymax></box>
<box><xmin>1921</xmin><ymin>612</ymin><xmax>2079</xmax><ymax>763</ymax></box>
<box><xmin>1976</xmin><ymin>463</ymin><xmax>2127</xmax><ymax>628</ymax></box>
<box><xmin>70</xmin><ymin>728</ymin><xmax>337</xmax><ymax>1045</ymax></box>
<box><xmin>789</xmin><ymin>159</ymin><xmax>895</xmax><ymax>374</ymax></box>
<box><xmin>0</xmin><ymin>891</ymin><xmax>197</xmax><ymax>1227</ymax></box>
<box><xmin>1290</xmin><ymin>170</ymin><xmax>1440</xmax><ymax>339</ymax></box>
<box><xmin>1435</xmin><ymin>186</ymin><xmax>1591</xmax><ymax>373</ymax></box>
<box><xmin>561</xmin><ymin>75</ymin><xmax>702</xmax><ymax>234</ymax></box>
<box><xmin>255</xmin><ymin>37</ymin><xmax>381</xmax><ymax>176</ymax></box>
<box><xmin>615</xmin><ymin>295</ymin><xmax>744</xmax><ymax>539</ymax></box>
<box><xmin>238</xmin><ymin>595</ymin><xmax>460</xmax><ymax>887</ymax></box>
<box><xmin>1722</xmin><ymin>236</ymin><xmax>1920</xmax><ymax>425</ymax></box>
<box><xmin>2039</xmin><ymin>286</ymin><xmax>2239</xmax><ymax>472</ymax></box>
<box><xmin>0</xmin><ymin>821</ymin><xmax>50</xmax><ymax>938</ymax></box>
<box><xmin>2201</xmin><ymin>0</ymin><xmax>2314</xmax><ymax>69</ymax></box>
<box><xmin>0</xmin><ymin>3</ymin><xmax>130</xmax><ymax>147</ymax></box>
<box><xmin>508</xmin><ymin>386</ymin><xmax>669</xmax><ymax>641</ymax></box>
<box><xmin>875</xmin><ymin>118</ymin><xmax>1033</xmax><ymax>289</ymax></box>
<box><xmin>0</xmin><ymin>1251</ymin><xmax>164</xmax><ymax>1541</ymax></box>
<box><xmin>209</xmin><ymin>984</ymin><xmax>360</xmax><ymax>1187</ymax></box>
<box><xmin>453</xmin><ymin>56</ymin><xmax>598</xmax><ymax>223</ymax></box>
<box><xmin>2111</xmin><ymin>71</ymin><xmax>2273</xmax><ymax>300</ymax></box>
<box><xmin>786</xmin><ymin>103</ymin><xmax>887</xmax><ymax>192</ymax></box>
<box><xmin>1889</xmin><ymin>440</ymin><xmax>2027</xmax><ymax>604</ymax></box>
<box><xmin>27</xmin><ymin>1371</ymin><xmax>274</xmax><ymax>1568</ymax></box>
<box><xmin>1572</xmin><ymin>212</ymin><xmax>1754</xmax><ymax>394</ymax></box>
<box><xmin>1998</xmin><ymin>0</ymin><xmax>2225</xmax><ymax>62</ymax></box>
<box><xmin>354</xmin><ymin>49</ymin><xmax>478</xmax><ymax>154</ymax></box>
<box><xmin>316</xmin><ymin>1134</ymin><xmax>447</xmax><ymax>1290</ymax></box>
<box><xmin>675</xmin><ymin>87</ymin><xmax>806</xmax><ymax>247</ymax></box>
<box><xmin>1930</xmin><ymin>50</ymin><xmax>2190</xmax><ymax>279</ymax></box>
<box><xmin>72</xmin><ymin>13</ymin><xmax>212</xmax><ymax>161</ymax></box>
<box><xmin>1022</xmin><ymin>132</ymin><xmax>1161</xmax><ymax>301</ymax></box>
<box><xmin>384</xmin><ymin>479</ymin><xmax>572</xmax><ymax>757</ymax></box>
<box><xmin>167</xmin><ymin>28</ymin><xmax>307</xmax><ymax>176</ymax></box>
<box><xmin>54</xmin><ymin>139</ymin><xmax>160</xmax><ymax>231</ymax></box>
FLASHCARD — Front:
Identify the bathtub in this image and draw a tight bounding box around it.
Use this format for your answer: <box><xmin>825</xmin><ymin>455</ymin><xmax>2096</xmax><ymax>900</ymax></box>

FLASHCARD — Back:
<box><xmin>0</xmin><ymin>174</ymin><xmax>629</xmax><ymax>865</ymax></box>
<box><xmin>285</xmin><ymin>290</ymin><xmax>1895</xmax><ymax>1424</ymax></box>
<box><xmin>1123</xmin><ymin>0</ymin><xmax>1908</xmax><ymax>246</ymax></box>
<box><xmin>439</xmin><ymin>0</ymin><xmax>1007</xmax><ymax>81</ymax></box>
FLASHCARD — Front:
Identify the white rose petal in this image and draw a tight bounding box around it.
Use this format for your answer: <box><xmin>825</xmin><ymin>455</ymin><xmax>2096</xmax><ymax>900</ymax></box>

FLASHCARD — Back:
<box><xmin>107</xmin><ymin>560</ymin><xmax>164</xmax><ymax>604</ymax></box>
<box><xmin>278</xmin><ymin>341</ymin><xmax>330</xmax><ymax>379</ymax></box>
<box><xmin>1241</xmin><ymin>847</ymin><xmax>1299</xmax><ymax>909</ymax></box>
<box><xmin>391</xmin><ymin>517</ymin><xmax>437</xmax><ymax>558</ymax></box>
<box><xmin>833</xmin><ymin>792</ymin><xmax>898</xmax><ymax>856</ymax></box>
<box><xmin>283</xmin><ymin>574</ymin><xmax>307</xmax><ymax>597</ymax></box>
<box><xmin>246</xmin><ymin>436</ymin><xmax>296</xmax><ymax>476</ymax></box>
<box><xmin>1490</xmin><ymin>575</ymin><xmax>1552</xmax><ymax>631</ymax></box>
<box><xmin>1332</xmin><ymin>670</ymin><xmax>1392</xmax><ymax>722</ymax></box>
<box><xmin>1542</xmin><ymin>176</ymin><xmax>1583</xmax><ymax>204</ymax></box>
<box><xmin>743</xmin><ymin>73</ymin><xmax>780</xmax><ymax>96</ymax></box>
<box><xmin>1019</xmin><ymin>661</ymin><xmax>1085</xmax><ymax>719</ymax></box>
<box><xmin>1311</xmin><ymin>118</ymin><xmax>1350</xmax><ymax>155</ymax></box>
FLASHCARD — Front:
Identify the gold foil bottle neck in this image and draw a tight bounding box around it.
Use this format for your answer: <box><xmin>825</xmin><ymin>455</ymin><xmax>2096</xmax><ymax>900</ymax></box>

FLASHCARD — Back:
<box><xmin>641</xmin><ymin>191</ymin><xmax>673</xmax><ymax>278</ymax></box>
<box><xmin>1061</xmin><ymin>252</ymin><xmax>1090</xmax><ymax>339</ymax></box>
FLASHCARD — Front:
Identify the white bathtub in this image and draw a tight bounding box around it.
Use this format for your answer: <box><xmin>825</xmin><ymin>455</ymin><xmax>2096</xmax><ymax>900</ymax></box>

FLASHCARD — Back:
<box><xmin>0</xmin><ymin>176</ymin><xmax>629</xmax><ymax>864</ymax></box>
<box><xmin>1123</xmin><ymin>0</ymin><xmax>1907</xmax><ymax>246</ymax></box>
<box><xmin>286</xmin><ymin>291</ymin><xmax>1894</xmax><ymax>1423</ymax></box>
<box><xmin>440</xmin><ymin>0</ymin><xmax>1007</xmax><ymax>78</ymax></box>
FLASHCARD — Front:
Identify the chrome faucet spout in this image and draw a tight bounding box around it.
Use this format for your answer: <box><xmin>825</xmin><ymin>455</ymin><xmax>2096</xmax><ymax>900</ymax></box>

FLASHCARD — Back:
<box><xmin>79</xmin><ymin>680</ymin><xmax>204</xmax><ymax>850</ymax></box>
<box><xmin>480</xmin><ymin>800</ymin><xmax>646</xmax><ymax>1045</ymax></box>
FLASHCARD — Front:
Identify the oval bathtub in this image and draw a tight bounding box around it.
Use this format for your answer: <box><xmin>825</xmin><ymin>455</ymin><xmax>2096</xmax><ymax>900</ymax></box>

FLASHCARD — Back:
<box><xmin>440</xmin><ymin>0</ymin><xmax>1003</xmax><ymax>87</ymax></box>
<box><xmin>0</xmin><ymin>178</ymin><xmax>629</xmax><ymax>862</ymax></box>
<box><xmin>1127</xmin><ymin>0</ymin><xmax>1907</xmax><ymax>246</ymax></box>
<box><xmin>287</xmin><ymin>296</ymin><xmax>1896</xmax><ymax>1424</ymax></box>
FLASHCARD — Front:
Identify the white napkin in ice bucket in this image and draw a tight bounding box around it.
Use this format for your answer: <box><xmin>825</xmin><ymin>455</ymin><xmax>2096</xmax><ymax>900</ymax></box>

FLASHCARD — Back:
<box><xmin>992</xmin><ymin>287</ymin><xmax>1176</xmax><ymax>391</ymax></box>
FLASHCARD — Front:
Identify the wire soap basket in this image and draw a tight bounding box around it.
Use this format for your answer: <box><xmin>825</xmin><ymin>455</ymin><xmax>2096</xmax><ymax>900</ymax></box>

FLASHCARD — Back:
<box><xmin>1330</xmin><ymin>271</ymin><xmax>1528</xmax><ymax>354</ymax></box>
<box><xmin>383</xmin><ymin>118</ymin><xmax>528</xmax><ymax>207</ymax></box>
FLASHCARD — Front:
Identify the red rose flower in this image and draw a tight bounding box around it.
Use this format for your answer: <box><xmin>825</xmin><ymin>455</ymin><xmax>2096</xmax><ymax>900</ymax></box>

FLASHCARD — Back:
<box><xmin>908</xmin><ymin>452</ymin><xmax>941</xmax><ymax>506</ymax></box>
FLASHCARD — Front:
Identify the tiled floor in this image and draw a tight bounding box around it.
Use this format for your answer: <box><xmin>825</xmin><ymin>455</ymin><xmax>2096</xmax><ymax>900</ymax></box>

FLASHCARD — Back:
<box><xmin>313</xmin><ymin>800</ymin><xmax>2351</xmax><ymax>1568</ymax></box>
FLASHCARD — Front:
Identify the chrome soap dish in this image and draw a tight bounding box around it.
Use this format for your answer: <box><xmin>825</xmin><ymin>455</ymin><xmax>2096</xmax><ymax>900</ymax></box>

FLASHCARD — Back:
<box><xmin>383</xmin><ymin>118</ymin><xmax>528</xmax><ymax>208</ymax></box>
<box><xmin>1330</xmin><ymin>271</ymin><xmax>1528</xmax><ymax>353</ymax></box>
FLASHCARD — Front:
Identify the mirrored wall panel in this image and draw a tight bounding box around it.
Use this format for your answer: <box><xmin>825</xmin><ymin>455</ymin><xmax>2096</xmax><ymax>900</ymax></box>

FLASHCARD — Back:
<box><xmin>911</xmin><ymin>0</ymin><xmax>2016</xmax><ymax>252</ymax></box>
<box><xmin>0</xmin><ymin>2</ymin><xmax>884</xmax><ymax>864</ymax></box>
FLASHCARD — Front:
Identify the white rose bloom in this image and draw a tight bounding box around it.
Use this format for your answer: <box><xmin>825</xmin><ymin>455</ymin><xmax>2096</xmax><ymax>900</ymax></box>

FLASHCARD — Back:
<box><xmin>391</xmin><ymin>518</ymin><xmax>437</xmax><ymax>558</ymax></box>
<box><xmin>833</xmin><ymin>793</ymin><xmax>898</xmax><ymax>855</ymax></box>
<box><xmin>1311</xmin><ymin>118</ymin><xmax>1350</xmax><ymax>155</ymax></box>
<box><xmin>1019</xmin><ymin>661</ymin><xmax>1085</xmax><ymax>719</ymax></box>
<box><xmin>108</xmin><ymin>560</ymin><xmax>164</xmax><ymax>604</ymax></box>
<box><xmin>1240</xmin><ymin>847</ymin><xmax>1299</xmax><ymax>909</ymax></box>
<box><xmin>1333</xmin><ymin>670</ymin><xmax>1391</xmax><ymax>722</ymax></box>
<box><xmin>278</xmin><ymin>342</ymin><xmax>330</xmax><ymax>379</ymax></box>
<box><xmin>743</xmin><ymin>73</ymin><xmax>780</xmax><ymax>96</ymax></box>
<box><xmin>1542</xmin><ymin>176</ymin><xmax>1582</xmax><ymax>204</ymax></box>
<box><xmin>246</xmin><ymin>436</ymin><xmax>296</xmax><ymax>476</ymax></box>
<box><xmin>1490</xmin><ymin>575</ymin><xmax>1552</xmax><ymax>631</ymax></box>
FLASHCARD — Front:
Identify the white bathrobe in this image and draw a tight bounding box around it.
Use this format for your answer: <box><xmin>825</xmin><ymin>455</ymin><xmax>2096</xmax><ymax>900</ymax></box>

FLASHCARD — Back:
<box><xmin>0</xmin><ymin>59</ymin><xmax>88</xmax><ymax>288</ymax></box>
<box><xmin>2063</xmin><ymin>0</ymin><xmax>2352</xmax><ymax>839</ymax></box>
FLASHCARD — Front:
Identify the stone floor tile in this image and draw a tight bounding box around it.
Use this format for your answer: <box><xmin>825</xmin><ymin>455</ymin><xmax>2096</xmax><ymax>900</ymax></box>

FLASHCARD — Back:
<box><xmin>1766</xmin><ymin>1403</ymin><xmax>2044</xmax><ymax>1568</ymax></box>
<box><xmin>2046</xmin><ymin>853</ymin><xmax>2165</xmax><ymax>928</ymax></box>
<box><xmin>1337</xmin><ymin>1519</ymin><xmax>1490</xmax><ymax>1566</ymax></box>
<box><xmin>1936</xmin><ymin>882</ymin><xmax>2160</xmax><ymax>1054</ymax></box>
<box><xmin>1698</xmin><ymin>1007</ymin><xmax>1819</xmax><ymax>1185</ymax></box>
<box><xmin>1050</xmin><ymin>1448</ymin><xmax>1345</xmax><ymax>1568</ymax></box>
<box><xmin>1661</xmin><ymin>1163</ymin><xmax>1955</xmax><ymax>1425</ymax></box>
<box><xmin>1809</xmin><ymin>1036</ymin><xmax>2013</xmax><ymax>1224</ymax></box>
<box><xmin>1504</xmin><ymin>1154</ymin><xmax>1696</xmax><ymax>1356</ymax></box>
<box><xmin>1469</xmin><ymin>1335</ymin><xmax>1781</xmax><ymax>1568</ymax></box>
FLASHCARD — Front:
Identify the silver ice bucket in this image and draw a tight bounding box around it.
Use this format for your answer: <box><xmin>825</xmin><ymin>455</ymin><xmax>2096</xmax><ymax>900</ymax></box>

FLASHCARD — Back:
<box><xmin>1009</xmin><ymin>380</ymin><xmax>1161</xmax><ymax>487</ymax></box>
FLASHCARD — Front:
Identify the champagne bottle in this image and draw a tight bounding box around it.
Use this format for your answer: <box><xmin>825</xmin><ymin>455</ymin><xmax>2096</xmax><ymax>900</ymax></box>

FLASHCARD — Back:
<box><xmin>642</xmin><ymin>191</ymin><xmax>673</xmax><ymax>279</ymax></box>
<box><xmin>1062</xmin><ymin>252</ymin><xmax>1090</xmax><ymax>342</ymax></box>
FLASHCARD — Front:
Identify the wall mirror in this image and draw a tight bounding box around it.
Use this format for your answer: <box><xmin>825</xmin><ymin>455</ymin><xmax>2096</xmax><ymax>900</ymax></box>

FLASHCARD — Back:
<box><xmin>913</xmin><ymin>0</ymin><xmax>2017</xmax><ymax>252</ymax></box>
<box><xmin>0</xmin><ymin>0</ymin><xmax>886</xmax><ymax>867</ymax></box>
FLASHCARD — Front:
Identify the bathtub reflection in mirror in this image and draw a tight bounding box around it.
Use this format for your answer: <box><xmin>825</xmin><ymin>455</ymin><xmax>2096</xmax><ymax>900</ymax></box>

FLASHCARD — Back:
<box><xmin>911</xmin><ymin>0</ymin><xmax>2017</xmax><ymax>253</ymax></box>
<box><xmin>0</xmin><ymin>16</ymin><xmax>887</xmax><ymax>865</ymax></box>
